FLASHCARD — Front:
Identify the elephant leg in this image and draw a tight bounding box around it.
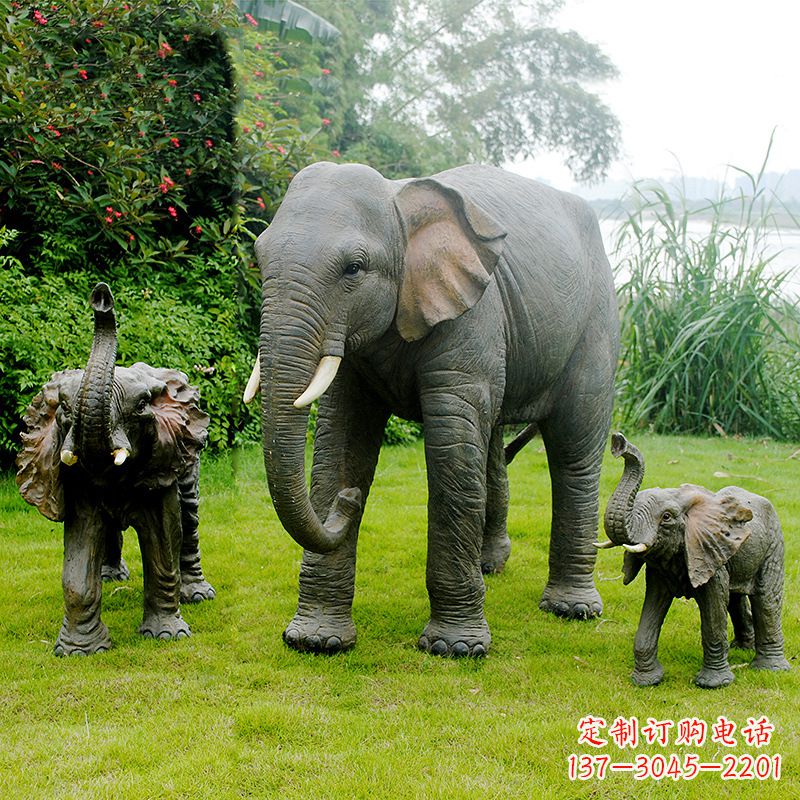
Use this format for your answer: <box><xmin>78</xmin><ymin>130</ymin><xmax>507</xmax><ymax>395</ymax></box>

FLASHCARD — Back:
<box><xmin>537</xmin><ymin>344</ymin><xmax>613</xmax><ymax>619</ymax></box>
<box><xmin>750</xmin><ymin>541</ymin><xmax>790</xmax><ymax>671</ymax></box>
<box><xmin>481</xmin><ymin>424</ymin><xmax>511</xmax><ymax>575</ymax></box>
<box><xmin>133</xmin><ymin>488</ymin><xmax>190</xmax><ymax>641</ymax></box>
<box><xmin>55</xmin><ymin>499</ymin><xmax>112</xmax><ymax>656</ymax></box>
<box><xmin>728</xmin><ymin>593</ymin><xmax>754</xmax><ymax>649</ymax></box>
<box><xmin>177</xmin><ymin>463</ymin><xmax>215</xmax><ymax>603</ymax></box>
<box><xmin>694</xmin><ymin>572</ymin><xmax>734</xmax><ymax>688</ymax></box>
<box><xmin>418</xmin><ymin>383</ymin><xmax>495</xmax><ymax>657</ymax></box>
<box><xmin>284</xmin><ymin>367</ymin><xmax>389</xmax><ymax>654</ymax></box>
<box><xmin>101</xmin><ymin>528</ymin><xmax>130</xmax><ymax>582</ymax></box>
<box><xmin>632</xmin><ymin>571</ymin><xmax>673</xmax><ymax>685</ymax></box>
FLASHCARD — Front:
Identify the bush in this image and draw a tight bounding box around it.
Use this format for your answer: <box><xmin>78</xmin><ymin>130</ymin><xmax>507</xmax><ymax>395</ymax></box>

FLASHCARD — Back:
<box><xmin>613</xmin><ymin>171</ymin><xmax>800</xmax><ymax>440</ymax></box>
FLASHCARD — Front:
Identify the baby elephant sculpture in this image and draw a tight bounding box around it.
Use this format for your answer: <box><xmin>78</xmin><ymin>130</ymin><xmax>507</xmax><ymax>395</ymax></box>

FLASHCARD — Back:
<box><xmin>16</xmin><ymin>283</ymin><xmax>215</xmax><ymax>656</ymax></box>
<box><xmin>599</xmin><ymin>433</ymin><xmax>790</xmax><ymax>689</ymax></box>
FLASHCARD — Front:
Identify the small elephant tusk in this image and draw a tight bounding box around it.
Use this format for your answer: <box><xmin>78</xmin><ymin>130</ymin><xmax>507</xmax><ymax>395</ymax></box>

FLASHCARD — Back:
<box><xmin>60</xmin><ymin>450</ymin><xmax>78</xmax><ymax>466</ymax></box>
<box><xmin>623</xmin><ymin>542</ymin><xmax>648</xmax><ymax>553</ymax></box>
<box><xmin>593</xmin><ymin>540</ymin><xmax>618</xmax><ymax>549</ymax></box>
<box><xmin>293</xmin><ymin>356</ymin><xmax>342</xmax><ymax>409</ymax></box>
<box><xmin>243</xmin><ymin>356</ymin><xmax>260</xmax><ymax>405</ymax></box>
<box><xmin>112</xmin><ymin>448</ymin><xmax>130</xmax><ymax>466</ymax></box>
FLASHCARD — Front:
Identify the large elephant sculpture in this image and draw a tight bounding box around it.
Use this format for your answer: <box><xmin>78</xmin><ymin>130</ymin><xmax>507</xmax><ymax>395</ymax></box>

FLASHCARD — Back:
<box><xmin>246</xmin><ymin>162</ymin><xmax>619</xmax><ymax>656</ymax></box>
<box><xmin>16</xmin><ymin>283</ymin><xmax>215</xmax><ymax>656</ymax></box>
<box><xmin>599</xmin><ymin>433</ymin><xmax>790</xmax><ymax>688</ymax></box>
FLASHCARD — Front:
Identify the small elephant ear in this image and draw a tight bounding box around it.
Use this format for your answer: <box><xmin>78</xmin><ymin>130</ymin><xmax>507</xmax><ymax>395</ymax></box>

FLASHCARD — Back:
<box><xmin>685</xmin><ymin>491</ymin><xmax>753</xmax><ymax>588</ymax></box>
<box><xmin>394</xmin><ymin>178</ymin><xmax>507</xmax><ymax>341</ymax></box>
<box><xmin>134</xmin><ymin>365</ymin><xmax>210</xmax><ymax>487</ymax></box>
<box><xmin>16</xmin><ymin>375</ymin><xmax>76</xmax><ymax>521</ymax></box>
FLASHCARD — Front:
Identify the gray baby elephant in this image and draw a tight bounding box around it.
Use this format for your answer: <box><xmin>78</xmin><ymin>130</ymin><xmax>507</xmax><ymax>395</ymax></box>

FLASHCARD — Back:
<box><xmin>599</xmin><ymin>433</ymin><xmax>790</xmax><ymax>689</ymax></box>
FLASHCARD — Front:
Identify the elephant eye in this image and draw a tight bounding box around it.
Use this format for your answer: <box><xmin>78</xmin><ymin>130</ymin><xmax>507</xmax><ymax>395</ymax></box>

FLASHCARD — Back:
<box><xmin>343</xmin><ymin>261</ymin><xmax>362</xmax><ymax>277</ymax></box>
<box><xmin>661</xmin><ymin>511</ymin><xmax>673</xmax><ymax>523</ymax></box>
<box><xmin>136</xmin><ymin>397</ymin><xmax>149</xmax><ymax>414</ymax></box>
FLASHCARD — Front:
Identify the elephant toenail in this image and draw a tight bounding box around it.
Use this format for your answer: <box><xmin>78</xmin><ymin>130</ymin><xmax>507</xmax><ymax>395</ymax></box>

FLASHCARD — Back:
<box><xmin>573</xmin><ymin>603</ymin><xmax>589</xmax><ymax>619</ymax></box>
<box><xmin>326</xmin><ymin>636</ymin><xmax>342</xmax><ymax>652</ymax></box>
<box><xmin>431</xmin><ymin>639</ymin><xmax>448</xmax><ymax>656</ymax></box>
<box><xmin>306</xmin><ymin>635</ymin><xmax>322</xmax><ymax>651</ymax></box>
<box><xmin>471</xmin><ymin>644</ymin><xmax>487</xmax><ymax>657</ymax></box>
<box><xmin>451</xmin><ymin>642</ymin><xmax>469</xmax><ymax>657</ymax></box>
<box><xmin>418</xmin><ymin>635</ymin><xmax>430</xmax><ymax>651</ymax></box>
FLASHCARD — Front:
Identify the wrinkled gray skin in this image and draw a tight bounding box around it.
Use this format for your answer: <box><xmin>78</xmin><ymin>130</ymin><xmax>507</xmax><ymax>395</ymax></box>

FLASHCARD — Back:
<box><xmin>16</xmin><ymin>283</ymin><xmax>214</xmax><ymax>656</ymax></box>
<box><xmin>256</xmin><ymin>162</ymin><xmax>619</xmax><ymax>657</ymax></box>
<box><xmin>603</xmin><ymin>433</ymin><xmax>790</xmax><ymax>688</ymax></box>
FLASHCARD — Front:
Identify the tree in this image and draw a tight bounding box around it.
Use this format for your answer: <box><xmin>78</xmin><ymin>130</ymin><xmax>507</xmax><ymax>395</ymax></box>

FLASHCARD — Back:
<box><xmin>302</xmin><ymin>0</ymin><xmax>620</xmax><ymax>181</ymax></box>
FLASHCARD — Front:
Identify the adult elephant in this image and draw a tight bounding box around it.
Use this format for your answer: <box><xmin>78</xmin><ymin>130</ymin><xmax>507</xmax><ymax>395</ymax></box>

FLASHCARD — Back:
<box><xmin>248</xmin><ymin>162</ymin><xmax>619</xmax><ymax>656</ymax></box>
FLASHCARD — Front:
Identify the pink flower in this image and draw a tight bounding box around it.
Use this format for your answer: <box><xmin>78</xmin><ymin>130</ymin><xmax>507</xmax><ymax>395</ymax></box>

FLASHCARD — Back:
<box><xmin>241</xmin><ymin>126</ymin><xmax>251</xmax><ymax>134</ymax></box>
<box><xmin>331</xmin><ymin>149</ymin><xmax>341</xmax><ymax>158</ymax></box>
<box><xmin>78</xmin><ymin>69</ymin><xmax>88</xmax><ymax>80</ymax></box>
<box><xmin>159</xmin><ymin>176</ymin><xmax>175</xmax><ymax>194</ymax></box>
<box><xmin>105</xmin><ymin>216</ymin><xmax>113</xmax><ymax>224</ymax></box>
<box><xmin>106</xmin><ymin>206</ymin><xmax>113</xmax><ymax>212</ymax></box>
<box><xmin>170</xmin><ymin>137</ymin><xmax>180</xmax><ymax>147</ymax></box>
<box><xmin>255</xmin><ymin>43</ymin><xmax>262</xmax><ymax>51</ymax></box>
<box><xmin>255</xmin><ymin>120</ymin><xmax>265</xmax><ymax>129</ymax></box>
<box><xmin>321</xmin><ymin>118</ymin><xmax>330</xmax><ymax>126</ymax></box>
<box><xmin>321</xmin><ymin>68</ymin><xmax>331</xmax><ymax>75</ymax></box>
<box><xmin>33</xmin><ymin>9</ymin><xmax>47</xmax><ymax>24</ymax></box>
<box><xmin>157</xmin><ymin>42</ymin><xmax>173</xmax><ymax>59</ymax></box>
<box><xmin>185</xmin><ymin>168</ymin><xmax>192</xmax><ymax>177</ymax></box>
<box><xmin>51</xmin><ymin>162</ymin><xmax>61</xmax><ymax>170</ymax></box>
<box><xmin>254</xmin><ymin>70</ymin><xmax>264</xmax><ymax>78</ymax></box>
<box><xmin>91</xmin><ymin>20</ymin><xmax>104</xmax><ymax>28</ymax></box>
<box><xmin>204</xmin><ymin>138</ymin><xmax>213</xmax><ymax>149</ymax></box>
<box><xmin>244</xmin><ymin>12</ymin><xmax>258</xmax><ymax>27</ymax></box>
<box><xmin>194</xmin><ymin>225</ymin><xmax>202</xmax><ymax>235</ymax></box>
<box><xmin>168</xmin><ymin>206</ymin><xmax>177</xmax><ymax>219</ymax></box>
<box><xmin>128</xmin><ymin>233</ymin><xmax>135</xmax><ymax>242</ymax></box>
<box><xmin>256</xmin><ymin>196</ymin><xmax>266</xmax><ymax>210</ymax></box>
<box><xmin>192</xmin><ymin>92</ymin><xmax>201</xmax><ymax>103</ymax></box>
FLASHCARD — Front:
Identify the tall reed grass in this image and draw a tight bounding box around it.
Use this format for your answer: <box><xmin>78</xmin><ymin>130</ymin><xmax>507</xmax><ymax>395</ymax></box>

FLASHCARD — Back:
<box><xmin>612</xmin><ymin>157</ymin><xmax>800</xmax><ymax>441</ymax></box>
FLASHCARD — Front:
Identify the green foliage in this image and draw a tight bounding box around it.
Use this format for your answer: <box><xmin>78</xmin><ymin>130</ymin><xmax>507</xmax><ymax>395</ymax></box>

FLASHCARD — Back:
<box><xmin>613</xmin><ymin>165</ymin><xmax>800</xmax><ymax>440</ymax></box>
<box><xmin>301</xmin><ymin>0</ymin><xmax>621</xmax><ymax>180</ymax></box>
<box><xmin>1</xmin><ymin>435</ymin><xmax>799</xmax><ymax>797</ymax></box>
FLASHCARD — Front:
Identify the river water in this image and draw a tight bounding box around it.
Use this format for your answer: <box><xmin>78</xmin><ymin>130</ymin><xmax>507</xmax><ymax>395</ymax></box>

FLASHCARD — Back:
<box><xmin>597</xmin><ymin>218</ymin><xmax>800</xmax><ymax>298</ymax></box>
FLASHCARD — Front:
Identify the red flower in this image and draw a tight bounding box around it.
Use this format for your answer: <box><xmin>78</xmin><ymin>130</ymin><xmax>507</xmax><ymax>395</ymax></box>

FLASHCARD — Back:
<box><xmin>204</xmin><ymin>138</ymin><xmax>213</xmax><ymax>149</ymax></box>
<box><xmin>194</xmin><ymin>225</ymin><xmax>202</xmax><ymax>235</ymax></box>
<box><xmin>51</xmin><ymin>162</ymin><xmax>62</xmax><ymax>170</ymax></box>
<box><xmin>242</xmin><ymin>126</ymin><xmax>251</xmax><ymax>134</ymax></box>
<box><xmin>170</xmin><ymin>137</ymin><xmax>180</xmax><ymax>147</ymax></box>
<box><xmin>167</xmin><ymin>78</ymin><xmax>177</xmax><ymax>87</ymax></box>
<box><xmin>168</xmin><ymin>206</ymin><xmax>178</xmax><ymax>219</ymax></box>
<box><xmin>256</xmin><ymin>196</ymin><xmax>266</xmax><ymax>210</ymax></box>
<box><xmin>91</xmin><ymin>20</ymin><xmax>105</xmax><ymax>28</ymax></box>
<box><xmin>321</xmin><ymin>118</ymin><xmax>331</xmax><ymax>127</ymax></box>
<box><xmin>78</xmin><ymin>69</ymin><xmax>88</xmax><ymax>80</ymax></box>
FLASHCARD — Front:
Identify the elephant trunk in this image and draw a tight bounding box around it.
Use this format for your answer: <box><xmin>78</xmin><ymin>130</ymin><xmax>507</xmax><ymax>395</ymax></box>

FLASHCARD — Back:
<box><xmin>260</xmin><ymin>297</ymin><xmax>361</xmax><ymax>554</ymax></box>
<box><xmin>603</xmin><ymin>432</ymin><xmax>645</xmax><ymax>546</ymax></box>
<box><xmin>71</xmin><ymin>283</ymin><xmax>119</xmax><ymax>471</ymax></box>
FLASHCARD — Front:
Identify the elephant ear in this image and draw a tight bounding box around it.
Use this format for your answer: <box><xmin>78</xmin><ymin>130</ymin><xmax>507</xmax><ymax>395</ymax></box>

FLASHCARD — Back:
<box><xmin>684</xmin><ymin>489</ymin><xmax>752</xmax><ymax>588</ymax></box>
<box><xmin>394</xmin><ymin>178</ymin><xmax>507</xmax><ymax>341</ymax></box>
<box><xmin>133</xmin><ymin>364</ymin><xmax>210</xmax><ymax>488</ymax></box>
<box><xmin>16</xmin><ymin>371</ymin><xmax>80</xmax><ymax>521</ymax></box>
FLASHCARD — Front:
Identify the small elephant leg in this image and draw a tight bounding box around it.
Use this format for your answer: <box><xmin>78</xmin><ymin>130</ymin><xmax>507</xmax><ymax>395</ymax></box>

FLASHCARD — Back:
<box><xmin>55</xmin><ymin>499</ymin><xmax>112</xmax><ymax>656</ymax></box>
<box><xmin>101</xmin><ymin>528</ymin><xmax>130</xmax><ymax>582</ymax></box>
<box><xmin>695</xmin><ymin>572</ymin><xmax>734</xmax><ymax>688</ymax></box>
<box><xmin>728</xmin><ymin>593</ymin><xmax>754</xmax><ymax>650</ymax></box>
<box><xmin>750</xmin><ymin>539</ymin><xmax>790</xmax><ymax>672</ymax></box>
<box><xmin>133</xmin><ymin>488</ymin><xmax>190</xmax><ymax>641</ymax></box>
<box><xmin>177</xmin><ymin>464</ymin><xmax>215</xmax><ymax>603</ymax></box>
<box><xmin>632</xmin><ymin>571</ymin><xmax>673</xmax><ymax>686</ymax></box>
<box><xmin>284</xmin><ymin>368</ymin><xmax>389</xmax><ymax>654</ymax></box>
<box><xmin>481</xmin><ymin>424</ymin><xmax>511</xmax><ymax>575</ymax></box>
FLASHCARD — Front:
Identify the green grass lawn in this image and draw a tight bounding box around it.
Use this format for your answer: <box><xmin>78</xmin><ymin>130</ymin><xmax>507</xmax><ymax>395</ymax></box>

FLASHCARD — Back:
<box><xmin>1</xmin><ymin>433</ymin><xmax>798</xmax><ymax>799</ymax></box>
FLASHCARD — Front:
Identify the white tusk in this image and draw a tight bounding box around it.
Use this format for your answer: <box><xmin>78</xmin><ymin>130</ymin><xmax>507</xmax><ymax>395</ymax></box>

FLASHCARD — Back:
<box><xmin>593</xmin><ymin>540</ymin><xmax>618</xmax><ymax>549</ymax></box>
<box><xmin>623</xmin><ymin>542</ymin><xmax>648</xmax><ymax>553</ymax></box>
<box><xmin>293</xmin><ymin>356</ymin><xmax>342</xmax><ymax>408</ymax></box>
<box><xmin>60</xmin><ymin>450</ymin><xmax>78</xmax><ymax>466</ymax></box>
<box><xmin>113</xmin><ymin>448</ymin><xmax>130</xmax><ymax>466</ymax></box>
<box><xmin>243</xmin><ymin>356</ymin><xmax>261</xmax><ymax>405</ymax></box>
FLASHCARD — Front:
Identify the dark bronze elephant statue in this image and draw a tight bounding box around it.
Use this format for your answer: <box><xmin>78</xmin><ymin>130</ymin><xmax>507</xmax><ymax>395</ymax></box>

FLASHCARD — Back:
<box><xmin>599</xmin><ymin>433</ymin><xmax>790</xmax><ymax>688</ymax></box>
<box><xmin>245</xmin><ymin>162</ymin><xmax>619</xmax><ymax>656</ymax></box>
<box><xmin>16</xmin><ymin>283</ymin><xmax>214</xmax><ymax>656</ymax></box>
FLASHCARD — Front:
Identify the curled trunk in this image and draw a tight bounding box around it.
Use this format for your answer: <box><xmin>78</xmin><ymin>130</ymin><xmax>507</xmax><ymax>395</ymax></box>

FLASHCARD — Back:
<box><xmin>75</xmin><ymin>283</ymin><xmax>117</xmax><ymax>470</ymax></box>
<box><xmin>603</xmin><ymin>432</ymin><xmax>645</xmax><ymax>545</ymax></box>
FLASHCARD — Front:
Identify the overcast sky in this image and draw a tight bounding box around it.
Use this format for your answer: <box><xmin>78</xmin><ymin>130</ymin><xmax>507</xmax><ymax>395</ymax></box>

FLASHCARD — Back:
<box><xmin>511</xmin><ymin>0</ymin><xmax>799</xmax><ymax>187</ymax></box>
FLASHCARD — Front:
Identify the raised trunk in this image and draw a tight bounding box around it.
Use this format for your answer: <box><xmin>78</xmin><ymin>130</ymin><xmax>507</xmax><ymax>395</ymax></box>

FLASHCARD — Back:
<box><xmin>75</xmin><ymin>283</ymin><xmax>117</xmax><ymax>471</ymax></box>
<box><xmin>260</xmin><ymin>311</ymin><xmax>360</xmax><ymax>554</ymax></box>
<box><xmin>603</xmin><ymin>432</ymin><xmax>645</xmax><ymax>545</ymax></box>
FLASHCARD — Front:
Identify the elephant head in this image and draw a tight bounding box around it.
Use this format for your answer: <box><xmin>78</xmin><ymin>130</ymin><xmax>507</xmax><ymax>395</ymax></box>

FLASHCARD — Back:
<box><xmin>247</xmin><ymin>162</ymin><xmax>506</xmax><ymax>554</ymax></box>
<box><xmin>600</xmin><ymin>433</ymin><xmax>753</xmax><ymax>588</ymax></box>
<box><xmin>16</xmin><ymin>283</ymin><xmax>208</xmax><ymax>520</ymax></box>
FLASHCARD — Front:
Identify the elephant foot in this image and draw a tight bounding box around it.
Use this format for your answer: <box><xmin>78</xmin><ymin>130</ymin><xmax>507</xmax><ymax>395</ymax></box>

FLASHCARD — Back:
<box><xmin>140</xmin><ymin>612</ymin><xmax>191</xmax><ymax>641</ymax></box>
<box><xmin>283</xmin><ymin>612</ymin><xmax>356</xmax><ymax>654</ymax></box>
<box><xmin>750</xmin><ymin>654</ymin><xmax>791</xmax><ymax>671</ymax></box>
<box><xmin>539</xmin><ymin>582</ymin><xmax>602</xmax><ymax>620</ymax></box>
<box><xmin>632</xmin><ymin>664</ymin><xmax>664</xmax><ymax>686</ymax></box>
<box><xmin>101</xmin><ymin>558</ymin><xmax>130</xmax><ymax>582</ymax></box>
<box><xmin>481</xmin><ymin>533</ymin><xmax>511</xmax><ymax>575</ymax></box>
<box><xmin>54</xmin><ymin>620</ymin><xmax>112</xmax><ymax>657</ymax></box>
<box><xmin>418</xmin><ymin>618</ymin><xmax>490</xmax><ymax>657</ymax></box>
<box><xmin>180</xmin><ymin>578</ymin><xmax>216</xmax><ymax>604</ymax></box>
<box><xmin>694</xmin><ymin>666</ymin><xmax>735</xmax><ymax>689</ymax></box>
